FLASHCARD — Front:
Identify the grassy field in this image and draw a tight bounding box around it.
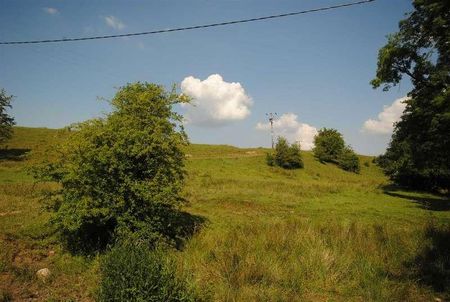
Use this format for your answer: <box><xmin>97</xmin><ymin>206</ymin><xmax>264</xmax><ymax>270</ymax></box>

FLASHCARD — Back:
<box><xmin>1</xmin><ymin>127</ymin><xmax>449</xmax><ymax>301</ymax></box>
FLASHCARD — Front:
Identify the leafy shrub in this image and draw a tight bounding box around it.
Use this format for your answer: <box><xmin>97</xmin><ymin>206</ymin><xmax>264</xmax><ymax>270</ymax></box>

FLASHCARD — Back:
<box><xmin>266</xmin><ymin>152</ymin><xmax>274</xmax><ymax>166</ymax></box>
<box><xmin>33</xmin><ymin>82</ymin><xmax>190</xmax><ymax>253</ymax></box>
<box><xmin>337</xmin><ymin>146</ymin><xmax>360</xmax><ymax>173</ymax></box>
<box><xmin>313</xmin><ymin>128</ymin><xmax>360</xmax><ymax>173</ymax></box>
<box><xmin>313</xmin><ymin>128</ymin><xmax>344</xmax><ymax>163</ymax></box>
<box><xmin>268</xmin><ymin>137</ymin><xmax>303</xmax><ymax>169</ymax></box>
<box><xmin>98</xmin><ymin>243</ymin><xmax>198</xmax><ymax>302</ymax></box>
<box><xmin>284</xmin><ymin>143</ymin><xmax>304</xmax><ymax>169</ymax></box>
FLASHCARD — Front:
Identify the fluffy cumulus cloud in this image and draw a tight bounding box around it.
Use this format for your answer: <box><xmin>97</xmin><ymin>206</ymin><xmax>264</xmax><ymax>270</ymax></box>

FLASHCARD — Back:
<box><xmin>180</xmin><ymin>74</ymin><xmax>252</xmax><ymax>127</ymax></box>
<box><xmin>104</xmin><ymin>15</ymin><xmax>125</xmax><ymax>30</ymax></box>
<box><xmin>43</xmin><ymin>7</ymin><xmax>59</xmax><ymax>15</ymax></box>
<box><xmin>256</xmin><ymin>113</ymin><xmax>318</xmax><ymax>150</ymax></box>
<box><xmin>362</xmin><ymin>97</ymin><xmax>408</xmax><ymax>134</ymax></box>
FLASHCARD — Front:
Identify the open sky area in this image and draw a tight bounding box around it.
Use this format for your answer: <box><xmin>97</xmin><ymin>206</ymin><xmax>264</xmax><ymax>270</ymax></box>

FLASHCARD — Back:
<box><xmin>0</xmin><ymin>0</ymin><xmax>413</xmax><ymax>155</ymax></box>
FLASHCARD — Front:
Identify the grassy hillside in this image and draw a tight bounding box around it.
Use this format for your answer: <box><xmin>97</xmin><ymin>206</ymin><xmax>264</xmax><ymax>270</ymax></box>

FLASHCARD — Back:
<box><xmin>1</xmin><ymin>127</ymin><xmax>449</xmax><ymax>301</ymax></box>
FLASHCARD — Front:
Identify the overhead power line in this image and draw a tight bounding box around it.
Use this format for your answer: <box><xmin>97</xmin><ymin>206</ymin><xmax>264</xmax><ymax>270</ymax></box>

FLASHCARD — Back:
<box><xmin>0</xmin><ymin>0</ymin><xmax>375</xmax><ymax>45</ymax></box>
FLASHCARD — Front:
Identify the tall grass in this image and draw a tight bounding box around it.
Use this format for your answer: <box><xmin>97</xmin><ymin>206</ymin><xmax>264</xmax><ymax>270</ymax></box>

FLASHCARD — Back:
<box><xmin>99</xmin><ymin>243</ymin><xmax>200</xmax><ymax>302</ymax></box>
<box><xmin>179</xmin><ymin>218</ymin><xmax>446</xmax><ymax>301</ymax></box>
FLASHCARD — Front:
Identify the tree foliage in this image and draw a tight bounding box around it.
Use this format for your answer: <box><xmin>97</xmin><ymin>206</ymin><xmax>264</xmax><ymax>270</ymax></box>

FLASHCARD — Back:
<box><xmin>33</xmin><ymin>82</ymin><xmax>190</xmax><ymax>252</ymax></box>
<box><xmin>372</xmin><ymin>0</ymin><xmax>450</xmax><ymax>191</ymax></box>
<box><xmin>267</xmin><ymin>137</ymin><xmax>303</xmax><ymax>169</ymax></box>
<box><xmin>0</xmin><ymin>89</ymin><xmax>15</xmax><ymax>145</ymax></box>
<box><xmin>313</xmin><ymin>128</ymin><xmax>345</xmax><ymax>163</ymax></box>
<box><xmin>313</xmin><ymin>128</ymin><xmax>360</xmax><ymax>173</ymax></box>
<box><xmin>338</xmin><ymin>146</ymin><xmax>360</xmax><ymax>173</ymax></box>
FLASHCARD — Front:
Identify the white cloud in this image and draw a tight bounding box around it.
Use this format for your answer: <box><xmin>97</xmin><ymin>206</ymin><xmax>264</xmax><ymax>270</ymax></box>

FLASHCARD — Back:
<box><xmin>43</xmin><ymin>7</ymin><xmax>59</xmax><ymax>15</ymax></box>
<box><xmin>362</xmin><ymin>97</ymin><xmax>408</xmax><ymax>134</ymax></box>
<box><xmin>180</xmin><ymin>74</ymin><xmax>252</xmax><ymax>127</ymax></box>
<box><xmin>256</xmin><ymin>113</ymin><xmax>318</xmax><ymax>150</ymax></box>
<box><xmin>104</xmin><ymin>15</ymin><xmax>125</xmax><ymax>30</ymax></box>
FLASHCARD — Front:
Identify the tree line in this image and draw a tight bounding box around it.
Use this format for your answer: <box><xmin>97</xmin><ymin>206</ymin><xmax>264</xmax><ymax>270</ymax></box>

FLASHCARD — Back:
<box><xmin>267</xmin><ymin>128</ymin><xmax>360</xmax><ymax>173</ymax></box>
<box><xmin>372</xmin><ymin>0</ymin><xmax>449</xmax><ymax>192</ymax></box>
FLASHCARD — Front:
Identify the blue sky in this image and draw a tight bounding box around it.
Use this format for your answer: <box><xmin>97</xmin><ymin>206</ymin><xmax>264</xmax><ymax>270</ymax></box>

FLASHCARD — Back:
<box><xmin>0</xmin><ymin>0</ymin><xmax>413</xmax><ymax>155</ymax></box>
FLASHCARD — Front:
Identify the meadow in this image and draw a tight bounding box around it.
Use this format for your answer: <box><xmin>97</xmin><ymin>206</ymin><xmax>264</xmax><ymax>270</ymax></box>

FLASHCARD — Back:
<box><xmin>1</xmin><ymin>127</ymin><xmax>449</xmax><ymax>301</ymax></box>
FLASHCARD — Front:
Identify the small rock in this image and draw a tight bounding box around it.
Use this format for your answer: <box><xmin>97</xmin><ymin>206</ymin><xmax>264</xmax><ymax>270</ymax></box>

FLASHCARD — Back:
<box><xmin>36</xmin><ymin>268</ymin><xmax>51</xmax><ymax>281</ymax></box>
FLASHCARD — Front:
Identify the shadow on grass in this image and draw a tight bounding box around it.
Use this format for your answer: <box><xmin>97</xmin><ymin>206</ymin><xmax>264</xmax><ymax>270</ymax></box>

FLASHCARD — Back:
<box><xmin>381</xmin><ymin>184</ymin><xmax>450</xmax><ymax>211</ymax></box>
<box><xmin>0</xmin><ymin>148</ymin><xmax>30</xmax><ymax>161</ymax></box>
<box><xmin>407</xmin><ymin>223</ymin><xmax>450</xmax><ymax>296</ymax></box>
<box><xmin>64</xmin><ymin>209</ymin><xmax>207</xmax><ymax>256</ymax></box>
<box><xmin>170</xmin><ymin>211</ymin><xmax>208</xmax><ymax>250</ymax></box>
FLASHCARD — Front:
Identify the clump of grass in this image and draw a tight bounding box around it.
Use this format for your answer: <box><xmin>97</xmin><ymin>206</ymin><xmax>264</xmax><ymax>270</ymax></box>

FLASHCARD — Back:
<box><xmin>98</xmin><ymin>243</ymin><xmax>200</xmax><ymax>302</ymax></box>
<box><xmin>11</xmin><ymin>265</ymin><xmax>35</xmax><ymax>282</ymax></box>
<box><xmin>0</xmin><ymin>290</ymin><xmax>12</xmax><ymax>302</ymax></box>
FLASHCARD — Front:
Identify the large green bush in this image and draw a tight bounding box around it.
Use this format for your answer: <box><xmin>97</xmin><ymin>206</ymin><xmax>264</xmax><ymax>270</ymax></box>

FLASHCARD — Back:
<box><xmin>313</xmin><ymin>128</ymin><xmax>344</xmax><ymax>163</ymax></box>
<box><xmin>34</xmin><ymin>82</ymin><xmax>189</xmax><ymax>252</ymax></box>
<box><xmin>313</xmin><ymin>128</ymin><xmax>360</xmax><ymax>173</ymax></box>
<box><xmin>98</xmin><ymin>243</ymin><xmax>198</xmax><ymax>302</ymax></box>
<box><xmin>337</xmin><ymin>146</ymin><xmax>360</xmax><ymax>173</ymax></box>
<box><xmin>267</xmin><ymin>137</ymin><xmax>303</xmax><ymax>169</ymax></box>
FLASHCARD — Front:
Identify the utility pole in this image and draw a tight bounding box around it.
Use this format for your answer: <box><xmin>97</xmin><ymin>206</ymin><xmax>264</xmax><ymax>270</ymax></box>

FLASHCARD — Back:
<box><xmin>266</xmin><ymin>113</ymin><xmax>277</xmax><ymax>149</ymax></box>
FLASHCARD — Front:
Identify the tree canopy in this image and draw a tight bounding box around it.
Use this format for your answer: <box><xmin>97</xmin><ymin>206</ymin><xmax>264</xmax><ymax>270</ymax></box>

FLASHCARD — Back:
<box><xmin>0</xmin><ymin>89</ymin><xmax>15</xmax><ymax>145</ymax></box>
<box><xmin>34</xmin><ymin>82</ymin><xmax>190</xmax><ymax>252</ymax></box>
<box><xmin>313</xmin><ymin>128</ymin><xmax>360</xmax><ymax>173</ymax></box>
<box><xmin>313</xmin><ymin>128</ymin><xmax>345</xmax><ymax>163</ymax></box>
<box><xmin>267</xmin><ymin>137</ymin><xmax>304</xmax><ymax>169</ymax></box>
<box><xmin>372</xmin><ymin>0</ymin><xmax>450</xmax><ymax>191</ymax></box>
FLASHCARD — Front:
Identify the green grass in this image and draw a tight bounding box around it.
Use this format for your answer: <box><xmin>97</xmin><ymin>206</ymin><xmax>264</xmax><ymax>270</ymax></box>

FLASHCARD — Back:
<box><xmin>1</xmin><ymin>127</ymin><xmax>449</xmax><ymax>301</ymax></box>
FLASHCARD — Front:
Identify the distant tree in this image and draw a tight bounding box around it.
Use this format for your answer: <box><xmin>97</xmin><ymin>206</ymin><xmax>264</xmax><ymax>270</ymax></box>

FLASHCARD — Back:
<box><xmin>337</xmin><ymin>146</ymin><xmax>360</xmax><ymax>173</ymax></box>
<box><xmin>0</xmin><ymin>89</ymin><xmax>15</xmax><ymax>145</ymax></box>
<box><xmin>313</xmin><ymin>128</ymin><xmax>360</xmax><ymax>173</ymax></box>
<box><xmin>371</xmin><ymin>0</ymin><xmax>450</xmax><ymax>191</ymax></box>
<box><xmin>267</xmin><ymin>137</ymin><xmax>303</xmax><ymax>169</ymax></box>
<box><xmin>33</xmin><ymin>82</ymin><xmax>190</xmax><ymax>253</ymax></box>
<box><xmin>313</xmin><ymin>128</ymin><xmax>345</xmax><ymax>163</ymax></box>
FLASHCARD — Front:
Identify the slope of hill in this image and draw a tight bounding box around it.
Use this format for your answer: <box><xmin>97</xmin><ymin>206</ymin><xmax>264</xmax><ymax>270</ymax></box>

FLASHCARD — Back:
<box><xmin>1</xmin><ymin>127</ymin><xmax>449</xmax><ymax>301</ymax></box>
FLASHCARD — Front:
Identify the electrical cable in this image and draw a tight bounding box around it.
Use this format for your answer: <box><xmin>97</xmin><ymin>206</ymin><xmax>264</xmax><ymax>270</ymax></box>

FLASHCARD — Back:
<box><xmin>0</xmin><ymin>0</ymin><xmax>375</xmax><ymax>45</ymax></box>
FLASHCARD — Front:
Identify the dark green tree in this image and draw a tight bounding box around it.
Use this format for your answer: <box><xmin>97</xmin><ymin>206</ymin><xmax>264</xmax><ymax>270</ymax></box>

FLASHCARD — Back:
<box><xmin>34</xmin><ymin>82</ymin><xmax>190</xmax><ymax>252</ymax></box>
<box><xmin>338</xmin><ymin>146</ymin><xmax>360</xmax><ymax>173</ymax></box>
<box><xmin>372</xmin><ymin>0</ymin><xmax>450</xmax><ymax>191</ymax></box>
<box><xmin>267</xmin><ymin>137</ymin><xmax>303</xmax><ymax>169</ymax></box>
<box><xmin>313</xmin><ymin>128</ymin><xmax>360</xmax><ymax>173</ymax></box>
<box><xmin>0</xmin><ymin>89</ymin><xmax>15</xmax><ymax>145</ymax></box>
<box><xmin>313</xmin><ymin>128</ymin><xmax>345</xmax><ymax>163</ymax></box>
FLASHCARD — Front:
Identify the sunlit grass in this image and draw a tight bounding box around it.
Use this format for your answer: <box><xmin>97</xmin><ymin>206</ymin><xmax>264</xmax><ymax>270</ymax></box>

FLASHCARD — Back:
<box><xmin>0</xmin><ymin>127</ymin><xmax>449</xmax><ymax>301</ymax></box>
